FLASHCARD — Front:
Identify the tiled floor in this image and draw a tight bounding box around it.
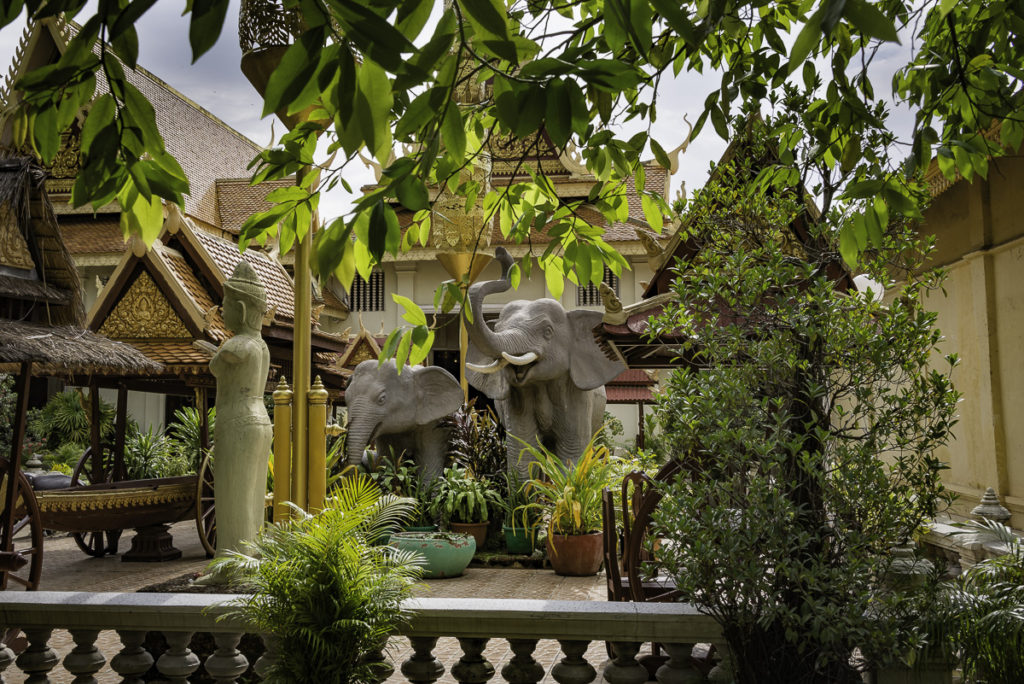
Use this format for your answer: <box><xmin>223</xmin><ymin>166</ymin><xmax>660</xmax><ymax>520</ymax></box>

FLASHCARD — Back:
<box><xmin>6</xmin><ymin>522</ymin><xmax>612</xmax><ymax>682</ymax></box>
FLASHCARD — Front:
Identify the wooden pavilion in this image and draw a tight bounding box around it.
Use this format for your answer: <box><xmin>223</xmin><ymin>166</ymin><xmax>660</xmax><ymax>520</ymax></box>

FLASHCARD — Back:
<box><xmin>0</xmin><ymin>157</ymin><xmax>158</xmax><ymax>582</ymax></box>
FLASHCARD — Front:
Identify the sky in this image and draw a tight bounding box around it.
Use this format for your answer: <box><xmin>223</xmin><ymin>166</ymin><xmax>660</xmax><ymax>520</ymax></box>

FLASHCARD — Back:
<box><xmin>0</xmin><ymin>3</ymin><xmax>918</xmax><ymax>226</ymax></box>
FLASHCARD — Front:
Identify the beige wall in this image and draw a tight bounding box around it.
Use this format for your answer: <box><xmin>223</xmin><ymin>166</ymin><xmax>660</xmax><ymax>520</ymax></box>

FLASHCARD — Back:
<box><xmin>918</xmin><ymin>153</ymin><xmax>1024</xmax><ymax>527</ymax></box>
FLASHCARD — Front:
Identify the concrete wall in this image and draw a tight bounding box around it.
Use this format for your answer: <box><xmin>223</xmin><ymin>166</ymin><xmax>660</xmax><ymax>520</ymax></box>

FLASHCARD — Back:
<box><xmin>917</xmin><ymin>153</ymin><xmax>1024</xmax><ymax>527</ymax></box>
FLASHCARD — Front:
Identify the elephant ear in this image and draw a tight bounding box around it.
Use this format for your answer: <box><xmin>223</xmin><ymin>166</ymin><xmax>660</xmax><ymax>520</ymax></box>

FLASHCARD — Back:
<box><xmin>413</xmin><ymin>365</ymin><xmax>464</xmax><ymax>425</ymax></box>
<box><xmin>567</xmin><ymin>309</ymin><xmax>626</xmax><ymax>390</ymax></box>
<box><xmin>465</xmin><ymin>339</ymin><xmax>510</xmax><ymax>400</ymax></box>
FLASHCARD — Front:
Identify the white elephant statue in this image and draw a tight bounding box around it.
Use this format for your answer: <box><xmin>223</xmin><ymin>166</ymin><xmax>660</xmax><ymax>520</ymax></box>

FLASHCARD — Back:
<box><xmin>465</xmin><ymin>247</ymin><xmax>626</xmax><ymax>474</ymax></box>
<box><xmin>344</xmin><ymin>359</ymin><xmax>463</xmax><ymax>484</ymax></box>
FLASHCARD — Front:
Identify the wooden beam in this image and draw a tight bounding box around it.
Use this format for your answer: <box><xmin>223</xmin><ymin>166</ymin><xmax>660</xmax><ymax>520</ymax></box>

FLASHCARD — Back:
<box><xmin>2</xmin><ymin>362</ymin><xmax>32</xmax><ymax>554</ymax></box>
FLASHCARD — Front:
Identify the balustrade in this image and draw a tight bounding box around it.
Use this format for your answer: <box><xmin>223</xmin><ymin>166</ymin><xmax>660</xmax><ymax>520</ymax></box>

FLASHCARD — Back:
<box><xmin>0</xmin><ymin>592</ymin><xmax>951</xmax><ymax>683</ymax></box>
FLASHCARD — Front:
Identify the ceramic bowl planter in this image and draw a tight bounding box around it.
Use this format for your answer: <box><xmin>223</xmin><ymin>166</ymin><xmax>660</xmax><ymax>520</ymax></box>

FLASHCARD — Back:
<box><xmin>449</xmin><ymin>521</ymin><xmax>488</xmax><ymax>548</ymax></box>
<box><xmin>503</xmin><ymin>525</ymin><xmax>535</xmax><ymax>555</ymax></box>
<box><xmin>547</xmin><ymin>532</ymin><xmax>604</xmax><ymax>576</ymax></box>
<box><xmin>390</xmin><ymin>531</ymin><xmax>475</xmax><ymax>579</ymax></box>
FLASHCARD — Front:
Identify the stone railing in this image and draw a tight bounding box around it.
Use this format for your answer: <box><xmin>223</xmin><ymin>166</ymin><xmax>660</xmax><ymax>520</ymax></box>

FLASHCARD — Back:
<box><xmin>0</xmin><ymin>592</ymin><xmax>729</xmax><ymax>683</ymax></box>
<box><xmin>0</xmin><ymin>592</ymin><xmax>953</xmax><ymax>683</ymax></box>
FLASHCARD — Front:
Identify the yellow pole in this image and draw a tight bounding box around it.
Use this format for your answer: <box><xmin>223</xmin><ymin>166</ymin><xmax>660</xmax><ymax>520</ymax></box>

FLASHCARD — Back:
<box><xmin>272</xmin><ymin>377</ymin><xmax>293</xmax><ymax>523</ymax></box>
<box><xmin>459</xmin><ymin>286</ymin><xmax>469</xmax><ymax>401</ymax></box>
<box><xmin>307</xmin><ymin>376</ymin><xmax>328</xmax><ymax>512</ymax></box>
<box><xmin>291</xmin><ymin>165</ymin><xmax>312</xmax><ymax>512</ymax></box>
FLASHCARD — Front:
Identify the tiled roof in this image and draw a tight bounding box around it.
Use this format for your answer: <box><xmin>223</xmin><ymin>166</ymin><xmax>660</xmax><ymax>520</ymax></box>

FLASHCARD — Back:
<box><xmin>609</xmin><ymin>369</ymin><xmax>656</xmax><ymax>385</ymax></box>
<box><xmin>57</xmin><ymin>216</ymin><xmax>126</xmax><ymax>255</ymax></box>
<box><xmin>190</xmin><ymin>227</ymin><xmax>296</xmax><ymax>321</ymax></box>
<box><xmin>606</xmin><ymin>385</ymin><xmax>653</xmax><ymax>403</ymax></box>
<box><xmin>128</xmin><ymin>340</ymin><xmax>211</xmax><ymax>366</ymax></box>
<box><xmin>490</xmin><ymin>206</ymin><xmax>664</xmax><ymax>245</ymax></box>
<box><xmin>215</xmin><ymin>178</ymin><xmax>295</xmax><ymax>234</ymax></box>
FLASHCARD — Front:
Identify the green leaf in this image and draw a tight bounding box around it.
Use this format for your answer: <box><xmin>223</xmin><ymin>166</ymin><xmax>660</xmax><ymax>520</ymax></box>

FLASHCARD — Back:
<box><xmin>544</xmin><ymin>262</ymin><xmax>565</xmax><ymax>299</ymax></box>
<box><xmin>32</xmin><ymin>107</ymin><xmax>60</xmax><ymax>163</ymax></box>
<box><xmin>839</xmin><ymin>223</ymin><xmax>858</xmax><ymax>268</ymax></box>
<box><xmin>396</xmin><ymin>175</ymin><xmax>430</xmax><ymax>211</ymax></box>
<box><xmin>81</xmin><ymin>94</ymin><xmax>115</xmax><ymax>154</ymax></box>
<box><xmin>393</xmin><ymin>294</ymin><xmax>427</xmax><ymax>326</ymax></box>
<box><xmin>843</xmin><ymin>0</ymin><xmax>900</xmax><ymax>43</ymax></box>
<box><xmin>604</xmin><ymin>0</ymin><xmax>628</xmax><ymax>53</ymax></box>
<box><xmin>788</xmin><ymin>9</ymin><xmax>823</xmax><ymax>74</ymax></box>
<box><xmin>395</xmin><ymin>330</ymin><xmax>413</xmax><ymax>371</ymax></box>
<box><xmin>650</xmin><ymin>139</ymin><xmax>672</xmax><ymax>170</ymax></box>
<box><xmin>545</xmin><ymin>79</ymin><xmax>572</xmax><ymax>148</ymax></box>
<box><xmin>641</xmin><ymin>194</ymin><xmax>664</xmax><ymax>232</ymax></box>
<box><xmin>442</xmin><ymin>104</ymin><xmax>466</xmax><ymax>161</ymax></box>
<box><xmin>939</xmin><ymin>0</ymin><xmax>957</xmax><ymax>16</ymax></box>
<box><xmin>188</xmin><ymin>0</ymin><xmax>229</xmax><ymax>62</ymax></box>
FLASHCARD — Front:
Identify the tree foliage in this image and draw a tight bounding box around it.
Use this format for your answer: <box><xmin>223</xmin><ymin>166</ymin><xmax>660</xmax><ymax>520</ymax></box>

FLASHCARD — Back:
<box><xmin>648</xmin><ymin>129</ymin><xmax>959</xmax><ymax>682</ymax></box>
<box><xmin>4</xmin><ymin>0</ymin><xmax>1022</xmax><ymax>357</ymax></box>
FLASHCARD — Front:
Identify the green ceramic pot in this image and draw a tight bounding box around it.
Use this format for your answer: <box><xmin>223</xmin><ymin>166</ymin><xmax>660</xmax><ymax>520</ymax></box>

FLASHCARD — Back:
<box><xmin>390</xmin><ymin>532</ymin><xmax>475</xmax><ymax>579</ymax></box>
<box><xmin>503</xmin><ymin>525</ymin><xmax>535</xmax><ymax>555</ymax></box>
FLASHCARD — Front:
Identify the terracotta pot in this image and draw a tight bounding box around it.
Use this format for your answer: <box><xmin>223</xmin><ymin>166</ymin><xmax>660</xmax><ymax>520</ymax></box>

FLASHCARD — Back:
<box><xmin>449</xmin><ymin>521</ymin><xmax>488</xmax><ymax>549</ymax></box>
<box><xmin>546</xmin><ymin>532</ymin><xmax>604</xmax><ymax>576</ymax></box>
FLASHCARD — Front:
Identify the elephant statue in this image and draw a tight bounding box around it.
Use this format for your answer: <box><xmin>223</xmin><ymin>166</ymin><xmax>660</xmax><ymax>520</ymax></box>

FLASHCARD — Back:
<box><xmin>465</xmin><ymin>247</ymin><xmax>626</xmax><ymax>474</ymax></box>
<box><xmin>344</xmin><ymin>359</ymin><xmax>464</xmax><ymax>484</ymax></box>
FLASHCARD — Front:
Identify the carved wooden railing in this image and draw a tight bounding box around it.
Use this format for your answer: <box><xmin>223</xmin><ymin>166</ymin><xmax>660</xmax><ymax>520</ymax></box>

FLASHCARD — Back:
<box><xmin>0</xmin><ymin>592</ymin><xmax>953</xmax><ymax>682</ymax></box>
<box><xmin>0</xmin><ymin>592</ymin><xmax>730</xmax><ymax>683</ymax></box>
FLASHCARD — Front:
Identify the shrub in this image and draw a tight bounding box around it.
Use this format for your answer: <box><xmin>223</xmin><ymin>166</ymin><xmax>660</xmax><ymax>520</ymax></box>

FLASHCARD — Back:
<box><xmin>212</xmin><ymin>474</ymin><xmax>422</xmax><ymax>683</ymax></box>
<box><xmin>123</xmin><ymin>425</ymin><xmax>191</xmax><ymax>479</ymax></box>
<box><xmin>28</xmin><ymin>389</ymin><xmax>115</xmax><ymax>449</ymax></box>
<box><xmin>521</xmin><ymin>435</ymin><xmax>613</xmax><ymax>536</ymax></box>
<box><xmin>444</xmin><ymin>402</ymin><xmax>506</xmax><ymax>489</ymax></box>
<box><xmin>648</xmin><ymin>131</ymin><xmax>957</xmax><ymax>683</ymax></box>
<box><xmin>166</xmin><ymin>406</ymin><xmax>215</xmax><ymax>472</ymax></box>
<box><xmin>433</xmin><ymin>465</ymin><xmax>502</xmax><ymax>525</ymax></box>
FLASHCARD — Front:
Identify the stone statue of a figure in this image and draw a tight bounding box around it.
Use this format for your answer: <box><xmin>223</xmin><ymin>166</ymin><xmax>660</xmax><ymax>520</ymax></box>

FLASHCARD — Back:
<box><xmin>197</xmin><ymin>260</ymin><xmax>272</xmax><ymax>582</ymax></box>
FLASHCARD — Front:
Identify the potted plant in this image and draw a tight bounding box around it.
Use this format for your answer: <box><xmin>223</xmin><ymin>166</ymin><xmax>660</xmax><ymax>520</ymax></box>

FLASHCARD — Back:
<box><xmin>433</xmin><ymin>465</ymin><xmax>502</xmax><ymax>548</ymax></box>
<box><xmin>521</xmin><ymin>435</ymin><xmax>612</xmax><ymax>576</ymax></box>
<box><xmin>499</xmin><ymin>469</ymin><xmax>541</xmax><ymax>555</ymax></box>
<box><xmin>211</xmin><ymin>474</ymin><xmax>423</xmax><ymax>682</ymax></box>
<box><xmin>368</xmin><ymin>448</ymin><xmax>438</xmax><ymax>532</ymax></box>
<box><xmin>389</xmin><ymin>530</ymin><xmax>476</xmax><ymax>579</ymax></box>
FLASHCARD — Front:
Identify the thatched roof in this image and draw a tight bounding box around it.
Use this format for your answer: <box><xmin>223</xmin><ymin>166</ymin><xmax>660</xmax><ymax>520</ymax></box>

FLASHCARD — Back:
<box><xmin>0</xmin><ymin>156</ymin><xmax>84</xmax><ymax>325</ymax></box>
<box><xmin>0</xmin><ymin>320</ymin><xmax>161</xmax><ymax>375</ymax></box>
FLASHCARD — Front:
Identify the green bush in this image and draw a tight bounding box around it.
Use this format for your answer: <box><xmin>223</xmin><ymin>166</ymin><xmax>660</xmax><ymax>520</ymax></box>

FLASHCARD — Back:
<box><xmin>433</xmin><ymin>465</ymin><xmax>502</xmax><ymax>525</ymax></box>
<box><xmin>648</xmin><ymin>130</ymin><xmax>958</xmax><ymax>682</ymax></box>
<box><xmin>43</xmin><ymin>441</ymin><xmax>85</xmax><ymax>472</ymax></box>
<box><xmin>444</xmin><ymin>403</ymin><xmax>506</xmax><ymax>487</ymax></box>
<box><xmin>166</xmin><ymin>406</ymin><xmax>215</xmax><ymax>472</ymax></box>
<box><xmin>212</xmin><ymin>474</ymin><xmax>422</xmax><ymax>683</ymax></box>
<box><xmin>123</xmin><ymin>425</ymin><xmax>191</xmax><ymax>480</ymax></box>
<box><xmin>28</xmin><ymin>389</ymin><xmax>115</xmax><ymax>449</ymax></box>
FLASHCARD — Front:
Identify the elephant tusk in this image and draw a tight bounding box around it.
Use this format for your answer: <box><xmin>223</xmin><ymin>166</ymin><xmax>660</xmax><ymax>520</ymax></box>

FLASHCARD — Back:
<box><xmin>466</xmin><ymin>358</ymin><xmax>509</xmax><ymax>374</ymax></box>
<box><xmin>502</xmin><ymin>351</ymin><xmax>538</xmax><ymax>366</ymax></box>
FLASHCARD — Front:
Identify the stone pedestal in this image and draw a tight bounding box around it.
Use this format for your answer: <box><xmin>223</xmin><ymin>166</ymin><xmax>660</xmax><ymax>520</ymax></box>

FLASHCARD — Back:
<box><xmin>122</xmin><ymin>524</ymin><xmax>181</xmax><ymax>562</ymax></box>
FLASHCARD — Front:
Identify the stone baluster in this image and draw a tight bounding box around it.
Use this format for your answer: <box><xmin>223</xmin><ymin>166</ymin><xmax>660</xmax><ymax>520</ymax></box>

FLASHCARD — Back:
<box><xmin>110</xmin><ymin>630</ymin><xmax>154</xmax><ymax>684</ymax></box>
<box><xmin>707</xmin><ymin>642</ymin><xmax>734</xmax><ymax>683</ymax></box>
<box><xmin>655</xmin><ymin>643</ymin><xmax>702</xmax><ymax>684</ymax></box>
<box><xmin>603</xmin><ymin>642</ymin><xmax>648</xmax><ymax>684</ymax></box>
<box><xmin>501</xmin><ymin>639</ymin><xmax>544</xmax><ymax>684</ymax></box>
<box><xmin>16</xmin><ymin>628</ymin><xmax>58</xmax><ymax>683</ymax></box>
<box><xmin>552</xmin><ymin>640</ymin><xmax>596</xmax><ymax>684</ymax></box>
<box><xmin>401</xmin><ymin>637</ymin><xmax>444</xmax><ymax>684</ymax></box>
<box><xmin>155</xmin><ymin>631</ymin><xmax>200</xmax><ymax>683</ymax></box>
<box><xmin>0</xmin><ymin>631</ymin><xmax>15</xmax><ymax>683</ymax></box>
<box><xmin>205</xmin><ymin>633</ymin><xmax>249</xmax><ymax>683</ymax></box>
<box><xmin>361</xmin><ymin>644</ymin><xmax>394</xmax><ymax>684</ymax></box>
<box><xmin>252</xmin><ymin>634</ymin><xmax>280</xmax><ymax>680</ymax></box>
<box><xmin>63</xmin><ymin>629</ymin><xmax>106</xmax><ymax>684</ymax></box>
<box><xmin>452</xmin><ymin>638</ymin><xmax>494</xmax><ymax>684</ymax></box>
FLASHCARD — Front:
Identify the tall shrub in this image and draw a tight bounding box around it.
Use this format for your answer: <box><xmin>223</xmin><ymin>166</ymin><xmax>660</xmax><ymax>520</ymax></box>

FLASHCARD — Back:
<box><xmin>649</xmin><ymin>133</ymin><xmax>958</xmax><ymax>683</ymax></box>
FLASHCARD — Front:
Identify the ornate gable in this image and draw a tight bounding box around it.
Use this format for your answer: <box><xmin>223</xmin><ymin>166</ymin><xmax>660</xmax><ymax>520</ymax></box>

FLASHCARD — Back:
<box><xmin>0</xmin><ymin>200</ymin><xmax>34</xmax><ymax>270</ymax></box>
<box><xmin>98</xmin><ymin>271</ymin><xmax>191</xmax><ymax>340</ymax></box>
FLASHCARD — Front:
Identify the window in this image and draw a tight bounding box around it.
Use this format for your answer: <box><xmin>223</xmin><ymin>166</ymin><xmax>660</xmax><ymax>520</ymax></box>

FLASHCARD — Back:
<box><xmin>577</xmin><ymin>266</ymin><xmax>619</xmax><ymax>307</ymax></box>
<box><xmin>350</xmin><ymin>270</ymin><xmax>384</xmax><ymax>311</ymax></box>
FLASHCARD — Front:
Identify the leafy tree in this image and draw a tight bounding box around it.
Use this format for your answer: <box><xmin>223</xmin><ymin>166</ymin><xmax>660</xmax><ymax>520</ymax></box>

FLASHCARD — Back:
<box><xmin>648</xmin><ymin>127</ymin><xmax>959</xmax><ymax>682</ymax></box>
<box><xmin>4</xmin><ymin>0</ymin><xmax>1022</xmax><ymax>359</ymax></box>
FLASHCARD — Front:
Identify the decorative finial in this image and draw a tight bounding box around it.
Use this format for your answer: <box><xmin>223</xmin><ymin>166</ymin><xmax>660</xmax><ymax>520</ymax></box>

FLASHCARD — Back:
<box><xmin>600</xmin><ymin>282</ymin><xmax>627</xmax><ymax>325</ymax></box>
<box><xmin>971</xmin><ymin>487</ymin><xmax>1011</xmax><ymax>523</ymax></box>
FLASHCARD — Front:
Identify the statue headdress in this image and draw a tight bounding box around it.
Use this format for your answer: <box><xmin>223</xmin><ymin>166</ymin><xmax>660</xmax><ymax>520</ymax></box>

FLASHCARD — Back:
<box><xmin>223</xmin><ymin>260</ymin><xmax>266</xmax><ymax>311</ymax></box>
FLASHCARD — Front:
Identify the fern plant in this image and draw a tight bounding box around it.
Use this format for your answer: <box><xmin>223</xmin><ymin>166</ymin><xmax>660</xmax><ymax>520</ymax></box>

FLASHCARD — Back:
<box><xmin>933</xmin><ymin>519</ymin><xmax>1024</xmax><ymax>682</ymax></box>
<box><xmin>166</xmin><ymin>406</ymin><xmax>215</xmax><ymax>472</ymax></box>
<box><xmin>212</xmin><ymin>474</ymin><xmax>423</xmax><ymax>684</ymax></box>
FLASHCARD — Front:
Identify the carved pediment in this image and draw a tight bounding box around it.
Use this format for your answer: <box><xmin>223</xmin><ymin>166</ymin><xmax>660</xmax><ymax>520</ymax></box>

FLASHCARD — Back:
<box><xmin>99</xmin><ymin>271</ymin><xmax>191</xmax><ymax>339</ymax></box>
<box><xmin>46</xmin><ymin>127</ymin><xmax>81</xmax><ymax>195</ymax></box>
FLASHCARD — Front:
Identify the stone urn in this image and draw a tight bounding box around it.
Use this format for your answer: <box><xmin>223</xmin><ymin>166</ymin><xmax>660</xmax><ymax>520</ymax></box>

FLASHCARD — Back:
<box><xmin>390</xmin><ymin>531</ymin><xmax>475</xmax><ymax>579</ymax></box>
<box><xmin>547</xmin><ymin>532</ymin><xmax>604</xmax><ymax>576</ymax></box>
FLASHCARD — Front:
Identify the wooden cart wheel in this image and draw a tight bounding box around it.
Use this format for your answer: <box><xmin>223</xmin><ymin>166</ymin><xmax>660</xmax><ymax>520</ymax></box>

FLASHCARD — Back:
<box><xmin>0</xmin><ymin>458</ymin><xmax>43</xmax><ymax>591</ymax></box>
<box><xmin>70</xmin><ymin>446</ymin><xmax>122</xmax><ymax>557</ymax></box>
<box><xmin>196</xmin><ymin>453</ymin><xmax>216</xmax><ymax>558</ymax></box>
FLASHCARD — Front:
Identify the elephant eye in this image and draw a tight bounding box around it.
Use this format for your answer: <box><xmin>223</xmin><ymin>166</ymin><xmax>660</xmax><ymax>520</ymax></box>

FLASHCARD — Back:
<box><xmin>543</xmin><ymin>325</ymin><xmax>554</xmax><ymax>340</ymax></box>
<box><xmin>377</xmin><ymin>392</ymin><xmax>386</xmax><ymax>405</ymax></box>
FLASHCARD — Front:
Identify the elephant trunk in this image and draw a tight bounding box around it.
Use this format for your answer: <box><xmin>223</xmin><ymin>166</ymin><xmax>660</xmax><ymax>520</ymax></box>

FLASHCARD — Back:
<box><xmin>346</xmin><ymin>426</ymin><xmax>374</xmax><ymax>467</ymax></box>
<box><xmin>466</xmin><ymin>247</ymin><xmax>532</xmax><ymax>357</ymax></box>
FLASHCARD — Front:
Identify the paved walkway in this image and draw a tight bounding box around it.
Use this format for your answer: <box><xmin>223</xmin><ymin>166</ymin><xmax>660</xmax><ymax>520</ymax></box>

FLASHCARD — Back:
<box><xmin>7</xmin><ymin>522</ymin><xmax>611</xmax><ymax>682</ymax></box>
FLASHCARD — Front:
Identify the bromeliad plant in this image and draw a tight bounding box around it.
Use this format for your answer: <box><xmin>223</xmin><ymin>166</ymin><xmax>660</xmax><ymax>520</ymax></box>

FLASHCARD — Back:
<box><xmin>212</xmin><ymin>474</ymin><xmax>423</xmax><ymax>684</ymax></box>
<box><xmin>521</xmin><ymin>435</ymin><xmax>613</xmax><ymax>537</ymax></box>
<box><xmin>433</xmin><ymin>466</ymin><xmax>503</xmax><ymax>525</ymax></box>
